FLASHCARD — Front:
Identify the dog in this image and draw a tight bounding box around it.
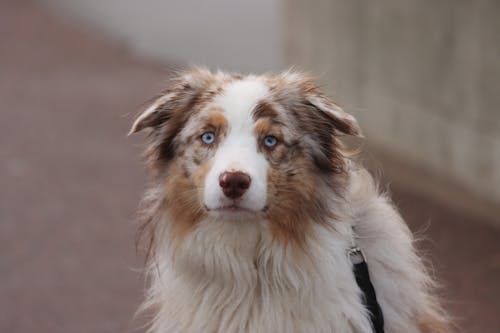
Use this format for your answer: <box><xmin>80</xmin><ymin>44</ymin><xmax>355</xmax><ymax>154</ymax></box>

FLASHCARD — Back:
<box><xmin>130</xmin><ymin>68</ymin><xmax>450</xmax><ymax>333</ymax></box>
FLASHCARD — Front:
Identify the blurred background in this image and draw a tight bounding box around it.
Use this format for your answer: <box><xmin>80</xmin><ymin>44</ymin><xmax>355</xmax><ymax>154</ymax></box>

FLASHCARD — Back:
<box><xmin>1</xmin><ymin>0</ymin><xmax>499</xmax><ymax>332</ymax></box>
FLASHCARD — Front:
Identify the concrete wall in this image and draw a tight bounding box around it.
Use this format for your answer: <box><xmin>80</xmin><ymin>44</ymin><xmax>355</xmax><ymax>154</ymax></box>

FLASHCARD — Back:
<box><xmin>287</xmin><ymin>0</ymin><xmax>500</xmax><ymax>203</ymax></box>
<box><xmin>41</xmin><ymin>0</ymin><xmax>284</xmax><ymax>73</ymax></box>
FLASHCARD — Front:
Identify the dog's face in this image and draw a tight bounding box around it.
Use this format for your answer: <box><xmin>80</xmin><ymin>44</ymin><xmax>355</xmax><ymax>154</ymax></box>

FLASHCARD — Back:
<box><xmin>131</xmin><ymin>68</ymin><xmax>361</xmax><ymax>244</ymax></box>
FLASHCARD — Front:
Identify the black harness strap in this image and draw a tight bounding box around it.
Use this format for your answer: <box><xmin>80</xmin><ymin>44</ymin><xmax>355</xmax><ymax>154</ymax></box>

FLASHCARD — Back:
<box><xmin>348</xmin><ymin>246</ymin><xmax>385</xmax><ymax>333</ymax></box>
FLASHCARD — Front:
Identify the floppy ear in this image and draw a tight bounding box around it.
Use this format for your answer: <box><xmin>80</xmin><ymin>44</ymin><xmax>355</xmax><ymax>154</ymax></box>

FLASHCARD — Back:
<box><xmin>306</xmin><ymin>94</ymin><xmax>362</xmax><ymax>137</ymax></box>
<box><xmin>129</xmin><ymin>91</ymin><xmax>183</xmax><ymax>135</ymax></box>
<box><xmin>277</xmin><ymin>71</ymin><xmax>362</xmax><ymax>137</ymax></box>
<box><xmin>129</xmin><ymin>67</ymin><xmax>215</xmax><ymax>135</ymax></box>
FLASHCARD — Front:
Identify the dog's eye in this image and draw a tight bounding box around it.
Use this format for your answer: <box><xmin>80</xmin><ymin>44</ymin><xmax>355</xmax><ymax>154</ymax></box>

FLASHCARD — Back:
<box><xmin>263</xmin><ymin>135</ymin><xmax>278</xmax><ymax>148</ymax></box>
<box><xmin>201</xmin><ymin>131</ymin><xmax>216</xmax><ymax>145</ymax></box>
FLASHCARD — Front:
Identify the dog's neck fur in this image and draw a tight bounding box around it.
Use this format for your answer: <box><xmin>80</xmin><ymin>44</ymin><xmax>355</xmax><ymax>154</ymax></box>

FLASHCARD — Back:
<box><xmin>140</xmin><ymin>170</ymin><xmax>448</xmax><ymax>333</ymax></box>
<box><xmin>143</xmin><ymin>174</ymin><xmax>355</xmax><ymax>332</ymax></box>
<box><xmin>145</xmin><ymin>216</ymin><xmax>372</xmax><ymax>333</ymax></box>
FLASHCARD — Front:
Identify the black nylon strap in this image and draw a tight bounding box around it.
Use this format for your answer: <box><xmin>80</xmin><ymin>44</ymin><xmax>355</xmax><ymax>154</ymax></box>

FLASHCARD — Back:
<box><xmin>353</xmin><ymin>260</ymin><xmax>385</xmax><ymax>333</ymax></box>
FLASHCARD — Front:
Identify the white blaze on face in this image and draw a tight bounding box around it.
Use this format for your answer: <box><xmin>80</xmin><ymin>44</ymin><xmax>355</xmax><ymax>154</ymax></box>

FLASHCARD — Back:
<box><xmin>204</xmin><ymin>77</ymin><xmax>269</xmax><ymax>212</ymax></box>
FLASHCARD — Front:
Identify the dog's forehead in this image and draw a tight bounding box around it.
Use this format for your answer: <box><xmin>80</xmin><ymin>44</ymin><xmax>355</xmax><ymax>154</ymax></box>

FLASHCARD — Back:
<box><xmin>212</xmin><ymin>77</ymin><xmax>269</xmax><ymax>129</ymax></box>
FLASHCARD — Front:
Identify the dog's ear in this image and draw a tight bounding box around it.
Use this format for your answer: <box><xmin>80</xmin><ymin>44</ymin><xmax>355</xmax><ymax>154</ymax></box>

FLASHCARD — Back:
<box><xmin>129</xmin><ymin>91</ymin><xmax>180</xmax><ymax>135</ymax></box>
<box><xmin>275</xmin><ymin>71</ymin><xmax>362</xmax><ymax>137</ymax></box>
<box><xmin>305</xmin><ymin>94</ymin><xmax>362</xmax><ymax>137</ymax></box>
<box><xmin>129</xmin><ymin>68</ymin><xmax>215</xmax><ymax>135</ymax></box>
<box><xmin>273</xmin><ymin>71</ymin><xmax>362</xmax><ymax>173</ymax></box>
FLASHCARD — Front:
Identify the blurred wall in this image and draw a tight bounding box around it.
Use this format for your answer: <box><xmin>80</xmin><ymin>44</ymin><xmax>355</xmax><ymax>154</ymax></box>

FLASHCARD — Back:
<box><xmin>37</xmin><ymin>0</ymin><xmax>500</xmax><ymax>205</ymax></box>
<box><xmin>41</xmin><ymin>0</ymin><xmax>284</xmax><ymax>73</ymax></box>
<box><xmin>287</xmin><ymin>0</ymin><xmax>500</xmax><ymax>204</ymax></box>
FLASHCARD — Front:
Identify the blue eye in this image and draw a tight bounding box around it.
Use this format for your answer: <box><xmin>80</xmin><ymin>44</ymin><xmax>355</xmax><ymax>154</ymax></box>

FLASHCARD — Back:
<box><xmin>263</xmin><ymin>135</ymin><xmax>278</xmax><ymax>148</ymax></box>
<box><xmin>201</xmin><ymin>131</ymin><xmax>216</xmax><ymax>145</ymax></box>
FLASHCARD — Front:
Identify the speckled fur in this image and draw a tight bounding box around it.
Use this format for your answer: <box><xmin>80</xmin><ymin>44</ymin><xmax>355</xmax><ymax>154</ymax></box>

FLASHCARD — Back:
<box><xmin>131</xmin><ymin>68</ymin><xmax>450</xmax><ymax>333</ymax></box>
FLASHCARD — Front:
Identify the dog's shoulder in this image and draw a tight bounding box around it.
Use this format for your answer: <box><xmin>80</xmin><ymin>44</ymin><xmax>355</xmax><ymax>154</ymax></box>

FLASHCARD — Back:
<box><xmin>345</xmin><ymin>168</ymin><xmax>450</xmax><ymax>333</ymax></box>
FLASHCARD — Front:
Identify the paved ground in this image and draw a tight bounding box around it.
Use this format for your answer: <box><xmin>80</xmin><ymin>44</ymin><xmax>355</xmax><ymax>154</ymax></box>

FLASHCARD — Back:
<box><xmin>1</xmin><ymin>1</ymin><xmax>499</xmax><ymax>332</ymax></box>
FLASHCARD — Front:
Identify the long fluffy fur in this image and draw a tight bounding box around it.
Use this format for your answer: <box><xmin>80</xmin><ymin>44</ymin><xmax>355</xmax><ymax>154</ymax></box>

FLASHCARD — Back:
<box><xmin>132</xmin><ymin>68</ymin><xmax>450</xmax><ymax>333</ymax></box>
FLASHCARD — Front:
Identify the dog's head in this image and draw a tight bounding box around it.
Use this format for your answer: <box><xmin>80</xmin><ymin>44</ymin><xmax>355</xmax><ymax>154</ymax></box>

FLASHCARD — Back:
<box><xmin>131</xmin><ymin>68</ymin><xmax>361</xmax><ymax>245</ymax></box>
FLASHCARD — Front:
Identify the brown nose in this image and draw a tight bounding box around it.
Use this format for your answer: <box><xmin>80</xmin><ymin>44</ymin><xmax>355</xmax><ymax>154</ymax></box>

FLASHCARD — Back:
<box><xmin>219</xmin><ymin>171</ymin><xmax>251</xmax><ymax>199</ymax></box>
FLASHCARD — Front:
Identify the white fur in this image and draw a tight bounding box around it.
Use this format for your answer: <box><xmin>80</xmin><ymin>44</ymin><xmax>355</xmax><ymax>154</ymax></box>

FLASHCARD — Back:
<box><xmin>138</xmin><ymin>73</ymin><xmax>446</xmax><ymax>333</ymax></box>
<box><xmin>142</xmin><ymin>169</ymin><xmax>443</xmax><ymax>333</ymax></box>
<box><xmin>204</xmin><ymin>78</ymin><xmax>269</xmax><ymax>212</ymax></box>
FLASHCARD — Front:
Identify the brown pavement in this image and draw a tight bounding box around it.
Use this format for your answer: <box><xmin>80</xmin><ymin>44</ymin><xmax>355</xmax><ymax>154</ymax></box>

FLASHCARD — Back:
<box><xmin>1</xmin><ymin>1</ymin><xmax>499</xmax><ymax>332</ymax></box>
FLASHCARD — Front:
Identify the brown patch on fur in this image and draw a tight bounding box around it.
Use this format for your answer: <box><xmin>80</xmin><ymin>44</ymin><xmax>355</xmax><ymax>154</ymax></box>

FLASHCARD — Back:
<box><xmin>135</xmin><ymin>158</ymin><xmax>209</xmax><ymax>262</ymax></box>
<box><xmin>265</xmin><ymin>151</ymin><xmax>333</xmax><ymax>246</ymax></box>
<box><xmin>254</xmin><ymin>118</ymin><xmax>275</xmax><ymax>138</ymax></box>
<box><xmin>206</xmin><ymin>108</ymin><xmax>228</xmax><ymax>128</ymax></box>
<box><xmin>253</xmin><ymin>100</ymin><xmax>278</xmax><ymax>120</ymax></box>
<box><xmin>163</xmin><ymin>159</ymin><xmax>211</xmax><ymax>245</ymax></box>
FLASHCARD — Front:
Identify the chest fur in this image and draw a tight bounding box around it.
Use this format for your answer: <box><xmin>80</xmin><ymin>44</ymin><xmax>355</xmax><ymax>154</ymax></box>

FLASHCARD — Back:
<box><xmin>148</xmin><ymin>222</ymin><xmax>373</xmax><ymax>333</ymax></box>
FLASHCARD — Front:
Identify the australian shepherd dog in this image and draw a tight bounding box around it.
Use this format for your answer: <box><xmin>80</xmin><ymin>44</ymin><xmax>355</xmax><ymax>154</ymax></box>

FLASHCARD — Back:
<box><xmin>130</xmin><ymin>68</ymin><xmax>449</xmax><ymax>333</ymax></box>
